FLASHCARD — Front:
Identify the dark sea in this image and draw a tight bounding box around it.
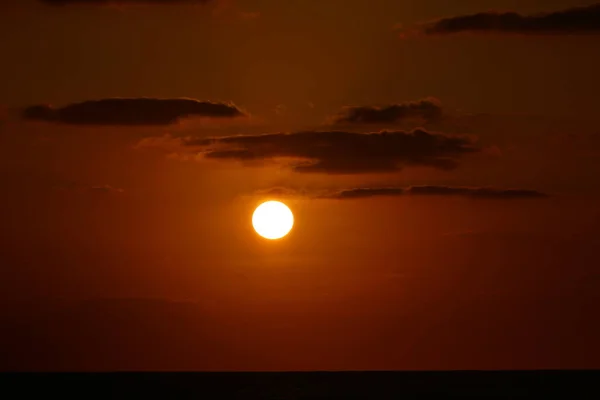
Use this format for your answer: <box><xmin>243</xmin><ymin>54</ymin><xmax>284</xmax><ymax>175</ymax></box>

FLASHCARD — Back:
<box><xmin>2</xmin><ymin>371</ymin><xmax>598</xmax><ymax>398</ymax></box>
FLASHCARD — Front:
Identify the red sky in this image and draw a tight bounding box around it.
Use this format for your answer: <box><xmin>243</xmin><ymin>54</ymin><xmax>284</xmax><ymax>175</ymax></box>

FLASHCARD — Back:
<box><xmin>1</xmin><ymin>0</ymin><xmax>599</xmax><ymax>371</ymax></box>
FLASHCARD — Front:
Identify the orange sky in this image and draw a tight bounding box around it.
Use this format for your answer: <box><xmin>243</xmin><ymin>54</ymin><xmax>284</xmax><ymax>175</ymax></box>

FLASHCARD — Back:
<box><xmin>1</xmin><ymin>0</ymin><xmax>599</xmax><ymax>371</ymax></box>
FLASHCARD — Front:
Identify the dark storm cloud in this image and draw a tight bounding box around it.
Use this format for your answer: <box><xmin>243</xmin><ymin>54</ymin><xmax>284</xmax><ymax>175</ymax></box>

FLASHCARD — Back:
<box><xmin>188</xmin><ymin>129</ymin><xmax>478</xmax><ymax>174</ymax></box>
<box><xmin>332</xmin><ymin>98</ymin><xmax>443</xmax><ymax>124</ymax></box>
<box><xmin>38</xmin><ymin>0</ymin><xmax>213</xmax><ymax>5</ymax></box>
<box><xmin>418</xmin><ymin>4</ymin><xmax>600</xmax><ymax>35</ymax></box>
<box><xmin>327</xmin><ymin>186</ymin><xmax>548</xmax><ymax>199</ymax></box>
<box><xmin>22</xmin><ymin>98</ymin><xmax>245</xmax><ymax>126</ymax></box>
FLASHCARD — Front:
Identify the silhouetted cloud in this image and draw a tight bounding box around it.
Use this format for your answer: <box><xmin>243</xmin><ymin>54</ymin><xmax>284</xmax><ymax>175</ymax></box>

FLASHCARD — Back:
<box><xmin>89</xmin><ymin>184</ymin><xmax>125</xmax><ymax>194</ymax></box>
<box><xmin>251</xmin><ymin>185</ymin><xmax>548</xmax><ymax>200</ymax></box>
<box><xmin>39</xmin><ymin>0</ymin><xmax>213</xmax><ymax>5</ymax></box>
<box><xmin>413</xmin><ymin>4</ymin><xmax>600</xmax><ymax>35</ymax></box>
<box><xmin>50</xmin><ymin>180</ymin><xmax>125</xmax><ymax>194</ymax></box>
<box><xmin>326</xmin><ymin>186</ymin><xmax>548</xmax><ymax>199</ymax></box>
<box><xmin>254</xmin><ymin>187</ymin><xmax>302</xmax><ymax>198</ymax></box>
<box><xmin>326</xmin><ymin>187</ymin><xmax>406</xmax><ymax>199</ymax></box>
<box><xmin>22</xmin><ymin>98</ymin><xmax>245</xmax><ymax>126</ymax></box>
<box><xmin>187</xmin><ymin>129</ymin><xmax>478</xmax><ymax>174</ymax></box>
<box><xmin>332</xmin><ymin>98</ymin><xmax>443</xmax><ymax>124</ymax></box>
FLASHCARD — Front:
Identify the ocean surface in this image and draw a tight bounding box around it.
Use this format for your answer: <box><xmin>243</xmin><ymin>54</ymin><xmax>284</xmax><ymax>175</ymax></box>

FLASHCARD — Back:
<box><xmin>2</xmin><ymin>371</ymin><xmax>598</xmax><ymax>398</ymax></box>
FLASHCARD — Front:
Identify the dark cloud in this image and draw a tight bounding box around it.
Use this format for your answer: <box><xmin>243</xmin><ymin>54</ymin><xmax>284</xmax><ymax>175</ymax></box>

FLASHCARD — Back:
<box><xmin>38</xmin><ymin>0</ymin><xmax>213</xmax><ymax>5</ymax></box>
<box><xmin>417</xmin><ymin>4</ymin><xmax>600</xmax><ymax>35</ymax></box>
<box><xmin>327</xmin><ymin>186</ymin><xmax>548</xmax><ymax>199</ymax></box>
<box><xmin>22</xmin><ymin>98</ymin><xmax>245</xmax><ymax>126</ymax></box>
<box><xmin>326</xmin><ymin>187</ymin><xmax>406</xmax><ymax>199</ymax></box>
<box><xmin>50</xmin><ymin>180</ymin><xmax>125</xmax><ymax>193</ymax></box>
<box><xmin>188</xmin><ymin>129</ymin><xmax>479</xmax><ymax>174</ymax></box>
<box><xmin>408</xmin><ymin>186</ymin><xmax>548</xmax><ymax>198</ymax></box>
<box><xmin>332</xmin><ymin>98</ymin><xmax>443</xmax><ymax>125</ymax></box>
<box><xmin>89</xmin><ymin>184</ymin><xmax>125</xmax><ymax>194</ymax></box>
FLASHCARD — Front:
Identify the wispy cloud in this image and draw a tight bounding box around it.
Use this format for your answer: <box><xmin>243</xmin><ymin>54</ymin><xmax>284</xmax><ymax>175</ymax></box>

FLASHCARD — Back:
<box><xmin>187</xmin><ymin>129</ymin><xmax>479</xmax><ymax>174</ymax></box>
<box><xmin>89</xmin><ymin>184</ymin><xmax>125</xmax><ymax>194</ymax></box>
<box><xmin>38</xmin><ymin>0</ymin><xmax>214</xmax><ymax>6</ymax></box>
<box><xmin>404</xmin><ymin>3</ymin><xmax>600</xmax><ymax>36</ymax></box>
<box><xmin>331</xmin><ymin>98</ymin><xmax>443</xmax><ymax>125</ymax></box>
<box><xmin>326</xmin><ymin>186</ymin><xmax>548</xmax><ymax>199</ymax></box>
<box><xmin>23</xmin><ymin>98</ymin><xmax>246</xmax><ymax>126</ymax></box>
<box><xmin>253</xmin><ymin>185</ymin><xmax>548</xmax><ymax>200</ymax></box>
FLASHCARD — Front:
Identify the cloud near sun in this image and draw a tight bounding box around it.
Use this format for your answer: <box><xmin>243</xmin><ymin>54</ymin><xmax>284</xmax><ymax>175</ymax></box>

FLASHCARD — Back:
<box><xmin>256</xmin><ymin>186</ymin><xmax>549</xmax><ymax>200</ymax></box>
<box><xmin>327</xmin><ymin>186</ymin><xmax>548</xmax><ymax>199</ymax></box>
<box><xmin>186</xmin><ymin>129</ymin><xmax>479</xmax><ymax>174</ymax></box>
<box><xmin>403</xmin><ymin>3</ymin><xmax>600</xmax><ymax>36</ymax></box>
<box><xmin>22</xmin><ymin>98</ymin><xmax>246</xmax><ymax>126</ymax></box>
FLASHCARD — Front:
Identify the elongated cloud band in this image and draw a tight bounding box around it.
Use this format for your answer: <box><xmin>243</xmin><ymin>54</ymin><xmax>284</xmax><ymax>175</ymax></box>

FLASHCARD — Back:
<box><xmin>256</xmin><ymin>186</ymin><xmax>548</xmax><ymax>200</ymax></box>
<box><xmin>39</xmin><ymin>0</ymin><xmax>213</xmax><ymax>5</ymax></box>
<box><xmin>327</xmin><ymin>186</ymin><xmax>548</xmax><ymax>199</ymax></box>
<box><xmin>187</xmin><ymin>129</ymin><xmax>479</xmax><ymax>174</ymax></box>
<box><xmin>332</xmin><ymin>98</ymin><xmax>442</xmax><ymax>125</ymax></box>
<box><xmin>414</xmin><ymin>4</ymin><xmax>600</xmax><ymax>35</ymax></box>
<box><xmin>22</xmin><ymin>98</ymin><xmax>246</xmax><ymax>126</ymax></box>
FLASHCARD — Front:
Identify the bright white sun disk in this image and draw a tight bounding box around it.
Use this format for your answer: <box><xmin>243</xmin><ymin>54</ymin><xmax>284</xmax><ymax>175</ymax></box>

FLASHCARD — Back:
<box><xmin>252</xmin><ymin>201</ymin><xmax>294</xmax><ymax>240</ymax></box>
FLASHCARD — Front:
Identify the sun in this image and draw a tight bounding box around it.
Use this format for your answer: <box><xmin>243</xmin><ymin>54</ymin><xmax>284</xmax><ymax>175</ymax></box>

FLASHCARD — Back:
<box><xmin>252</xmin><ymin>201</ymin><xmax>294</xmax><ymax>240</ymax></box>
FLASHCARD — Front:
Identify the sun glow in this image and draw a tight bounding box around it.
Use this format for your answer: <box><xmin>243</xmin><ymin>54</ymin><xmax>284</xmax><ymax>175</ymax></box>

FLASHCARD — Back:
<box><xmin>252</xmin><ymin>201</ymin><xmax>294</xmax><ymax>240</ymax></box>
